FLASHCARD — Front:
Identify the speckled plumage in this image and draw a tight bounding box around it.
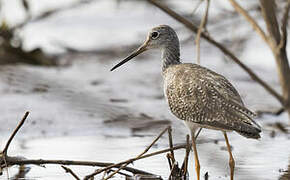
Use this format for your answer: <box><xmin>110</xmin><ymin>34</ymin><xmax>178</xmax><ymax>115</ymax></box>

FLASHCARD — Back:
<box><xmin>163</xmin><ymin>63</ymin><xmax>261</xmax><ymax>139</ymax></box>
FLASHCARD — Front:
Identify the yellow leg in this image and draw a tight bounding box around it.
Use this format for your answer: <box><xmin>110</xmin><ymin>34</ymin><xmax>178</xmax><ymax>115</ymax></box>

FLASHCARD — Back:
<box><xmin>191</xmin><ymin>132</ymin><xmax>200</xmax><ymax>180</ymax></box>
<box><xmin>223</xmin><ymin>132</ymin><xmax>235</xmax><ymax>180</ymax></box>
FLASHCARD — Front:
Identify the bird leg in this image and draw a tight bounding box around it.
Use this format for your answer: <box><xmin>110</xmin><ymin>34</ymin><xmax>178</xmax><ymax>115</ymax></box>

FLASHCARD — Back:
<box><xmin>223</xmin><ymin>132</ymin><xmax>235</xmax><ymax>180</ymax></box>
<box><xmin>191</xmin><ymin>131</ymin><xmax>200</xmax><ymax>180</ymax></box>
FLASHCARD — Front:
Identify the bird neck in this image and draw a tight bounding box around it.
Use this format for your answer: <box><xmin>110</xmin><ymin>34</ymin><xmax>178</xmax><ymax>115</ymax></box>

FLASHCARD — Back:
<box><xmin>161</xmin><ymin>44</ymin><xmax>181</xmax><ymax>71</ymax></box>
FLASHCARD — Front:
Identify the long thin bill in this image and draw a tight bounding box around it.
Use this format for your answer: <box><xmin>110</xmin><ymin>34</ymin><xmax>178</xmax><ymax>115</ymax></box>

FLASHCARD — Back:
<box><xmin>110</xmin><ymin>45</ymin><xmax>147</xmax><ymax>71</ymax></box>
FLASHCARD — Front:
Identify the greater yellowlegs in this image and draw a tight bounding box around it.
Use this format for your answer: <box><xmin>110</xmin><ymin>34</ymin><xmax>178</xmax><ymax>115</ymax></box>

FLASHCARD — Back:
<box><xmin>111</xmin><ymin>25</ymin><xmax>261</xmax><ymax>180</ymax></box>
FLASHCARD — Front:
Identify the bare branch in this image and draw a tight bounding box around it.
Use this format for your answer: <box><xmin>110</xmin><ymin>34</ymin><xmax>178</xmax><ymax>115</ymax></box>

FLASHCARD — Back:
<box><xmin>278</xmin><ymin>1</ymin><xmax>289</xmax><ymax>50</ymax></box>
<box><xmin>61</xmin><ymin>166</ymin><xmax>81</xmax><ymax>180</ymax></box>
<box><xmin>2</xmin><ymin>112</ymin><xmax>29</xmax><ymax>156</ymax></box>
<box><xmin>146</xmin><ymin>0</ymin><xmax>284</xmax><ymax>105</ymax></box>
<box><xmin>3</xmin><ymin>157</ymin><xmax>152</xmax><ymax>176</ymax></box>
<box><xmin>195</xmin><ymin>0</ymin><xmax>210</xmax><ymax>64</ymax></box>
<box><xmin>260</xmin><ymin>0</ymin><xmax>290</xmax><ymax>116</ymax></box>
<box><xmin>259</xmin><ymin>0</ymin><xmax>281</xmax><ymax>46</ymax></box>
<box><xmin>86</xmin><ymin>126</ymin><xmax>170</xmax><ymax>180</ymax></box>
<box><xmin>2</xmin><ymin>142</ymin><xmax>188</xmax><ymax>179</ymax></box>
<box><xmin>228</xmin><ymin>0</ymin><xmax>273</xmax><ymax>48</ymax></box>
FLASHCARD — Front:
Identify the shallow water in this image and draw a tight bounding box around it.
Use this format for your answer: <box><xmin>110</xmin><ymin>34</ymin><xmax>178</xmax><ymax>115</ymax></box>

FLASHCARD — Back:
<box><xmin>2</xmin><ymin>129</ymin><xmax>290</xmax><ymax>180</ymax></box>
<box><xmin>1</xmin><ymin>0</ymin><xmax>290</xmax><ymax>179</ymax></box>
<box><xmin>0</xmin><ymin>57</ymin><xmax>289</xmax><ymax>180</ymax></box>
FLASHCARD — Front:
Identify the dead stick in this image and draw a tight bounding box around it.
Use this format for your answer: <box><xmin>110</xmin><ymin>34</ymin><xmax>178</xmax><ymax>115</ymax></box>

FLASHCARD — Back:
<box><xmin>146</xmin><ymin>0</ymin><xmax>284</xmax><ymax>105</ymax></box>
<box><xmin>181</xmin><ymin>135</ymin><xmax>190</xmax><ymax>177</ymax></box>
<box><xmin>166</xmin><ymin>153</ymin><xmax>172</xmax><ymax>170</ymax></box>
<box><xmin>86</xmin><ymin>126</ymin><xmax>170</xmax><ymax>180</ymax></box>
<box><xmin>2</xmin><ymin>112</ymin><xmax>29</xmax><ymax>156</ymax></box>
<box><xmin>168</xmin><ymin>163</ymin><xmax>178</xmax><ymax>179</ymax></box>
<box><xmin>4</xmin><ymin>158</ymin><xmax>152</xmax><ymax>175</ymax></box>
<box><xmin>4</xmin><ymin>145</ymin><xmax>187</xmax><ymax>178</ymax></box>
<box><xmin>5</xmin><ymin>145</ymin><xmax>187</xmax><ymax>169</ymax></box>
<box><xmin>195</xmin><ymin>128</ymin><xmax>203</xmax><ymax>140</ymax></box>
<box><xmin>195</xmin><ymin>0</ymin><xmax>210</xmax><ymax>64</ymax></box>
<box><xmin>167</xmin><ymin>126</ymin><xmax>175</xmax><ymax>163</ymax></box>
<box><xmin>61</xmin><ymin>165</ymin><xmax>81</xmax><ymax>180</ymax></box>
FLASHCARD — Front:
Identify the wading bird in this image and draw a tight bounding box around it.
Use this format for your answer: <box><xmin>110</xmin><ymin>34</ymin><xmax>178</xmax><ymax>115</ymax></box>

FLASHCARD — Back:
<box><xmin>111</xmin><ymin>25</ymin><xmax>261</xmax><ymax>180</ymax></box>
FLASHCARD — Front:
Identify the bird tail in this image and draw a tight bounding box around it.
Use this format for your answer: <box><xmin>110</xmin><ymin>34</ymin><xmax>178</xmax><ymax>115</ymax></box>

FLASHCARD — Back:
<box><xmin>235</xmin><ymin>114</ymin><xmax>262</xmax><ymax>139</ymax></box>
<box><xmin>237</xmin><ymin>127</ymin><xmax>261</xmax><ymax>139</ymax></box>
<box><xmin>225</xmin><ymin>102</ymin><xmax>262</xmax><ymax>139</ymax></box>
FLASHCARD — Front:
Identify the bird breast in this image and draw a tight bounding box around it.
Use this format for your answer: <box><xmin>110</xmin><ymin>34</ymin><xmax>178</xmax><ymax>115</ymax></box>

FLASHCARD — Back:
<box><xmin>162</xmin><ymin>64</ymin><xmax>205</xmax><ymax>122</ymax></box>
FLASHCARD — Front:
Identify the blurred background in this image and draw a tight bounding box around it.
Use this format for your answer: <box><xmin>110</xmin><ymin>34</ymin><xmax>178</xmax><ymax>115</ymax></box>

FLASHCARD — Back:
<box><xmin>0</xmin><ymin>0</ymin><xmax>289</xmax><ymax>179</ymax></box>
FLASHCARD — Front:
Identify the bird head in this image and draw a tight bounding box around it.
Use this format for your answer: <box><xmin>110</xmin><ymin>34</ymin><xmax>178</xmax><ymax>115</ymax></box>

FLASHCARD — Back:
<box><xmin>110</xmin><ymin>25</ymin><xmax>178</xmax><ymax>71</ymax></box>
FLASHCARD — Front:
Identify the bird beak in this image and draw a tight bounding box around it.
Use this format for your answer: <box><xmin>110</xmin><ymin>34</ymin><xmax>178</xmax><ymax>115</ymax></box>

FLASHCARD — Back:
<box><xmin>110</xmin><ymin>41</ymin><xmax>148</xmax><ymax>71</ymax></box>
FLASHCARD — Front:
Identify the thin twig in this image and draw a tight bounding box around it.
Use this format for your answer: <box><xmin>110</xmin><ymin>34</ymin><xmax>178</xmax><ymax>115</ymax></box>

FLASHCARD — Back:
<box><xmin>146</xmin><ymin>0</ymin><xmax>284</xmax><ymax>105</ymax></box>
<box><xmin>2</xmin><ymin>112</ymin><xmax>29</xmax><ymax>156</ymax></box>
<box><xmin>168</xmin><ymin>126</ymin><xmax>175</xmax><ymax>163</ymax></box>
<box><xmin>166</xmin><ymin>153</ymin><xmax>172</xmax><ymax>170</ymax></box>
<box><xmin>228</xmin><ymin>0</ymin><xmax>272</xmax><ymax>48</ymax></box>
<box><xmin>195</xmin><ymin>128</ymin><xmax>203</xmax><ymax>140</ymax></box>
<box><xmin>61</xmin><ymin>165</ymin><xmax>81</xmax><ymax>180</ymax></box>
<box><xmin>195</xmin><ymin>0</ymin><xmax>210</xmax><ymax>64</ymax></box>
<box><xmin>87</xmin><ymin>126</ymin><xmax>170</xmax><ymax>180</ymax></box>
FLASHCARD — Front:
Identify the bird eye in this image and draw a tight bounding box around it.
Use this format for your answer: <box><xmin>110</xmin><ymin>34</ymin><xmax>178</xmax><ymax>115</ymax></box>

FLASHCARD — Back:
<box><xmin>151</xmin><ymin>31</ymin><xmax>159</xmax><ymax>39</ymax></box>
